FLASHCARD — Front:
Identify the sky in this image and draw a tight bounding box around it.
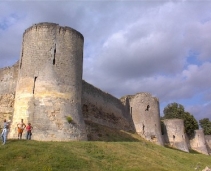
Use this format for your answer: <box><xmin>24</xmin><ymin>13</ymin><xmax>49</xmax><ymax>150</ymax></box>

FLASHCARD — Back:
<box><xmin>0</xmin><ymin>0</ymin><xmax>211</xmax><ymax>122</ymax></box>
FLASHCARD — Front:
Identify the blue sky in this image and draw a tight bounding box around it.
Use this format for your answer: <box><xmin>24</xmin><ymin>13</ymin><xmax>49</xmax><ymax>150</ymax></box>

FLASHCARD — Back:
<box><xmin>0</xmin><ymin>1</ymin><xmax>211</xmax><ymax>121</ymax></box>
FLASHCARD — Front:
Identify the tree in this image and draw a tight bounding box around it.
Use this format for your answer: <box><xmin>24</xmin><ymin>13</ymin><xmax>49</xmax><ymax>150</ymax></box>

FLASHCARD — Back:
<box><xmin>199</xmin><ymin>118</ymin><xmax>211</xmax><ymax>135</ymax></box>
<box><xmin>163</xmin><ymin>103</ymin><xmax>185</xmax><ymax>119</ymax></box>
<box><xmin>162</xmin><ymin>102</ymin><xmax>199</xmax><ymax>137</ymax></box>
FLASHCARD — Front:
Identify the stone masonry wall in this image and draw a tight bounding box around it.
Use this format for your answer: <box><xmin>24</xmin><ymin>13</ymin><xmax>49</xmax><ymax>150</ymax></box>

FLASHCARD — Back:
<box><xmin>82</xmin><ymin>80</ymin><xmax>134</xmax><ymax>137</ymax></box>
<box><xmin>205</xmin><ymin>135</ymin><xmax>211</xmax><ymax>154</ymax></box>
<box><xmin>189</xmin><ymin>129</ymin><xmax>208</xmax><ymax>155</ymax></box>
<box><xmin>0</xmin><ymin>62</ymin><xmax>19</xmax><ymax>126</ymax></box>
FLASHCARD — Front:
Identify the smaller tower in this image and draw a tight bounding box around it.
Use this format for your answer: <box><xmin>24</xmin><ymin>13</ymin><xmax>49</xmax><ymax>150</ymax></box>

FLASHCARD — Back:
<box><xmin>128</xmin><ymin>92</ymin><xmax>164</xmax><ymax>145</ymax></box>
<box><xmin>163</xmin><ymin>119</ymin><xmax>189</xmax><ymax>152</ymax></box>
<box><xmin>189</xmin><ymin>130</ymin><xmax>209</xmax><ymax>155</ymax></box>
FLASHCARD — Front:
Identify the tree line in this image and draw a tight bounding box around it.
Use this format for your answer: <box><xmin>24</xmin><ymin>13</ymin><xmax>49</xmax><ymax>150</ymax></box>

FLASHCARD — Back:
<box><xmin>161</xmin><ymin>102</ymin><xmax>211</xmax><ymax>137</ymax></box>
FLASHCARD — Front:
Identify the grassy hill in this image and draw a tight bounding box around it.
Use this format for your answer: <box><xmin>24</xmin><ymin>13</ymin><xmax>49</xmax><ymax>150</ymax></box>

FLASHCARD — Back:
<box><xmin>0</xmin><ymin>126</ymin><xmax>210</xmax><ymax>171</ymax></box>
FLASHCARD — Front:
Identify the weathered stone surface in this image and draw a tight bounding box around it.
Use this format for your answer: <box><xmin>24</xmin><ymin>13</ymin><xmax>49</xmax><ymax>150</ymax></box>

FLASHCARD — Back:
<box><xmin>82</xmin><ymin>80</ymin><xmax>134</xmax><ymax>132</ymax></box>
<box><xmin>8</xmin><ymin>23</ymin><xmax>87</xmax><ymax>141</ymax></box>
<box><xmin>189</xmin><ymin>129</ymin><xmax>209</xmax><ymax>155</ymax></box>
<box><xmin>163</xmin><ymin>119</ymin><xmax>189</xmax><ymax>152</ymax></box>
<box><xmin>123</xmin><ymin>93</ymin><xmax>164</xmax><ymax>146</ymax></box>
<box><xmin>205</xmin><ymin>135</ymin><xmax>211</xmax><ymax>154</ymax></box>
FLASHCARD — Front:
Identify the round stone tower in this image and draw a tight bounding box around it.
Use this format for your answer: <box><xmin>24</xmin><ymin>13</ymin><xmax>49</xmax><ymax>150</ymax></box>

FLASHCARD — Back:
<box><xmin>128</xmin><ymin>92</ymin><xmax>164</xmax><ymax>146</ymax></box>
<box><xmin>189</xmin><ymin>129</ymin><xmax>208</xmax><ymax>155</ymax></box>
<box><xmin>162</xmin><ymin>119</ymin><xmax>189</xmax><ymax>152</ymax></box>
<box><xmin>8</xmin><ymin>23</ymin><xmax>87</xmax><ymax>141</ymax></box>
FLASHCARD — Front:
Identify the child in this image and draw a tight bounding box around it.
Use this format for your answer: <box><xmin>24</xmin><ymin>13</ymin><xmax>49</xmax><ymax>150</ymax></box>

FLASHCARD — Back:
<box><xmin>1</xmin><ymin>119</ymin><xmax>9</xmax><ymax>145</ymax></box>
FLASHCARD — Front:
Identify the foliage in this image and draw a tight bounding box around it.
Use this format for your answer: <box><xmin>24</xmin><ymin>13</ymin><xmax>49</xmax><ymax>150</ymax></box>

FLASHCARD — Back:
<box><xmin>162</xmin><ymin>102</ymin><xmax>199</xmax><ymax>137</ymax></box>
<box><xmin>163</xmin><ymin>103</ymin><xmax>185</xmax><ymax>119</ymax></box>
<box><xmin>183</xmin><ymin>112</ymin><xmax>199</xmax><ymax>136</ymax></box>
<box><xmin>199</xmin><ymin>118</ymin><xmax>211</xmax><ymax>135</ymax></box>
<box><xmin>66</xmin><ymin>116</ymin><xmax>73</xmax><ymax>123</ymax></box>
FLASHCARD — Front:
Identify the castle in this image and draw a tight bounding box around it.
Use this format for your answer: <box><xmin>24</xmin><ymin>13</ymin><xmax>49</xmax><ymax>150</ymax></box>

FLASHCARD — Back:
<box><xmin>0</xmin><ymin>23</ymin><xmax>210</xmax><ymax>155</ymax></box>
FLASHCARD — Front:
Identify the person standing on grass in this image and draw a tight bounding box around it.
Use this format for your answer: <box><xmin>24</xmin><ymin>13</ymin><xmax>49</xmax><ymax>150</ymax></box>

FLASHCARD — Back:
<box><xmin>1</xmin><ymin>119</ymin><xmax>9</xmax><ymax>145</ymax></box>
<box><xmin>17</xmin><ymin>119</ymin><xmax>26</xmax><ymax>139</ymax></box>
<box><xmin>26</xmin><ymin>123</ymin><xmax>33</xmax><ymax>140</ymax></box>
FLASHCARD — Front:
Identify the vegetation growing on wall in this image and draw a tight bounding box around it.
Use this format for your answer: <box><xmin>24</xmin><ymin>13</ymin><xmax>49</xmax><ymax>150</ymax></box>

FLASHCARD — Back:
<box><xmin>199</xmin><ymin>118</ymin><xmax>211</xmax><ymax>135</ymax></box>
<box><xmin>162</xmin><ymin>102</ymin><xmax>199</xmax><ymax>137</ymax></box>
<box><xmin>66</xmin><ymin>116</ymin><xmax>73</xmax><ymax>123</ymax></box>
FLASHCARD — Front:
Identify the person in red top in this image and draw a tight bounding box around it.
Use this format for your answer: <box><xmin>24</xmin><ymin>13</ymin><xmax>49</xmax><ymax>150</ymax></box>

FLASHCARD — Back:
<box><xmin>26</xmin><ymin>123</ymin><xmax>33</xmax><ymax>140</ymax></box>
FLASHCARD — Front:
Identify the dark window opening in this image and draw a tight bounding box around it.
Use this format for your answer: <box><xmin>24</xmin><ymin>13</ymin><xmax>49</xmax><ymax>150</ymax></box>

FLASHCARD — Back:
<box><xmin>83</xmin><ymin>105</ymin><xmax>88</xmax><ymax>112</ymax></box>
<box><xmin>33</xmin><ymin>76</ymin><xmax>37</xmax><ymax>94</ymax></box>
<box><xmin>143</xmin><ymin>124</ymin><xmax>145</xmax><ymax>132</ymax></box>
<box><xmin>20</xmin><ymin>58</ymin><xmax>22</xmax><ymax>69</ymax></box>
<box><xmin>53</xmin><ymin>44</ymin><xmax>56</xmax><ymax>65</ymax></box>
<box><xmin>173</xmin><ymin>135</ymin><xmax>175</xmax><ymax>140</ymax></box>
<box><xmin>145</xmin><ymin>105</ymin><xmax>150</xmax><ymax>111</ymax></box>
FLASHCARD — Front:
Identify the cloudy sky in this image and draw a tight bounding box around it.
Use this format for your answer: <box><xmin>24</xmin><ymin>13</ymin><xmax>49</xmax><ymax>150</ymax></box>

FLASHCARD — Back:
<box><xmin>0</xmin><ymin>1</ymin><xmax>211</xmax><ymax>121</ymax></box>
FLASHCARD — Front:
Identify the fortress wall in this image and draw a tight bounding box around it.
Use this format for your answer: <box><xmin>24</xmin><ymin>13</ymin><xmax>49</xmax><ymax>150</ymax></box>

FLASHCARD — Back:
<box><xmin>205</xmin><ymin>135</ymin><xmax>211</xmax><ymax>154</ymax></box>
<box><xmin>0</xmin><ymin>62</ymin><xmax>19</xmax><ymax>123</ymax></box>
<box><xmin>82</xmin><ymin>80</ymin><xmax>134</xmax><ymax>135</ymax></box>
<box><xmin>189</xmin><ymin>129</ymin><xmax>208</xmax><ymax>155</ymax></box>
<box><xmin>126</xmin><ymin>93</ymin><xmax>164</xmax><ymax>145</ymax></box>
<box><xmin>8</xmin><ymin>23</ymin><xmax>87</xmax><ymax>141</ymax></box>
<box><xmin>163</xmin><ymin>119</ymin><xmax>189</xmax><ymax>152</ymax></box>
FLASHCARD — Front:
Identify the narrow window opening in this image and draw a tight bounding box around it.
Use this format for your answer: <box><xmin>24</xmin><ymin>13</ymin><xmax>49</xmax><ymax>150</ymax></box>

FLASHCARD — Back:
<box><xmin>20</xmin><ymin>56</ymin><xmax>23</xmax><ymax>69</ymax></box>
<box><xmin>53</xmin><ymin>44</ymin><xmax>56</xmax><ymax>65</ymax></box>
<box><xmin>143</xmin><ymin>124</ymin><xmax>145</xmax><ymax>132</ymax></box>
<box><xmin>145</xmin><ymin>105</ymin><xmax>150</xmax><ymax>111</ymax></box>
<box><xmin>173</xmin><ymin>135</ymin><xmax>175</xmax><ymax>140</ymax></box>
<box><xmin>33</xmin><ymin>76</ymin><xmax>37</xmax><ymax>94</ymax></box>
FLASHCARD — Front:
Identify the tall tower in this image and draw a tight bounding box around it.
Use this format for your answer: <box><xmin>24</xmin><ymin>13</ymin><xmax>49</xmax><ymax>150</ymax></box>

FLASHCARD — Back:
<box><xmin>8</xmin><ymin>23</ymin><xmax>87</xmax><ymax>141</ymax></box>
<box><xmin>128</xmin><ymin>93</ymin><xmax>164</xmax><ymax>145</ymax></box>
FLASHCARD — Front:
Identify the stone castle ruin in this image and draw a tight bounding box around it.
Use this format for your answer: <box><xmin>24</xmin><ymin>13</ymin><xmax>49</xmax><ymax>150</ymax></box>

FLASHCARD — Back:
<box><xmin>0</xmin><ymin>23</ymin><xmax>210</xmax><ymax>155</ymax></box>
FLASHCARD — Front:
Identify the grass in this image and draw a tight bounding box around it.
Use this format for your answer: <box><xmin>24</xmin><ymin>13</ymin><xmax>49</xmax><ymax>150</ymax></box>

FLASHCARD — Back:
<box><xmin>0</xmin><ymin>134</ymin><xmax>210</xmax><ymax>171</ymax></box>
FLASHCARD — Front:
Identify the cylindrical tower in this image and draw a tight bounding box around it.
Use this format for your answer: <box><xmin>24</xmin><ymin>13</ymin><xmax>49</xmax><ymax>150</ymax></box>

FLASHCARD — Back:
<box><xmin>163</xmin><ymin>119</ymin><xmax>189</xmax><ymax>152</ymax></box>
<box><xmin>8</xmin><ymin>23</ymin><xmax>87</xmax><ymax>141</ymax></box>
<box><xmin>189</xmin><ymin>129</ymin><xmax>208</xmax><ymax>155</ymax></box>
<box><xmin>128</xmin><ymin>92</ymin><xmax>164</xmax><ymax>146</ymax></box>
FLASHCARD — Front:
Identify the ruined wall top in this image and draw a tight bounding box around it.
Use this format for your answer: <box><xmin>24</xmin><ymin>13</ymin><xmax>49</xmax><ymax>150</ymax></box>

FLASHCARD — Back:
<box><xmin>121</xmin><ymin>92</ymin><xmax>159</xmax><ymax>102</ymax></box>
<box><xmin>24</xmin><ymin>22</ymin><xmax>84</xmax><ymax>40</ymax></box>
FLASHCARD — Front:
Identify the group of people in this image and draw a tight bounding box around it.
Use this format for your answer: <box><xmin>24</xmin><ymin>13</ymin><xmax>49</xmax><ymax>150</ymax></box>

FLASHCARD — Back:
<box><xmin>1</xmin><ymin>119</ymin><xmax>33</xmax><ymax>145</ymax></box>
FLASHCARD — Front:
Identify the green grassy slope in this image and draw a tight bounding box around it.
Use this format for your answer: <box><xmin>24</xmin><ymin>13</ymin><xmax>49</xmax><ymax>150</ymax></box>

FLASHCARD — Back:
<box><xmin>0</xmin><ymin>131</ymin><xmax>210</xmax><ymax>171</ymax></box>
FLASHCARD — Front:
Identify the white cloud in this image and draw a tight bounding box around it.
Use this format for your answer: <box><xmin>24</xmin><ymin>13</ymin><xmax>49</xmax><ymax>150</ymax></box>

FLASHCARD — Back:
<box><xmin>0</xmin><ymin>1</ymin><xmax>211</xmax><ymax>120</ymax></box>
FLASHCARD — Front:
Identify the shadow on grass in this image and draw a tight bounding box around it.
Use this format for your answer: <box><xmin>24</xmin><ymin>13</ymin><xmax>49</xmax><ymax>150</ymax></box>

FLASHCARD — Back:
<box><xmin>164</xmin><ymin>144</ymin><xmax>202</xmax><ymax>154</ymax></box>
<box><xmin>85</xmin><ymin>120</ymin><xmax>143</xmax><ymax>142</ymax></box>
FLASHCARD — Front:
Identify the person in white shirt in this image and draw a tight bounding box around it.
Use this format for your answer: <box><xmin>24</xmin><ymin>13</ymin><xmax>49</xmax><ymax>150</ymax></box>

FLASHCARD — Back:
<box><xmin>1</xmin><ymin>119</ymin><xmax>9</xmax><ymax>145</ymax></box>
